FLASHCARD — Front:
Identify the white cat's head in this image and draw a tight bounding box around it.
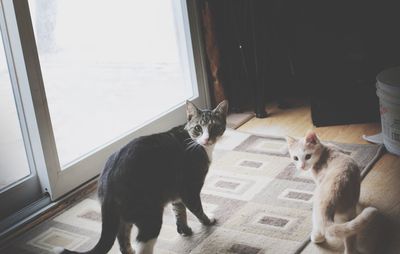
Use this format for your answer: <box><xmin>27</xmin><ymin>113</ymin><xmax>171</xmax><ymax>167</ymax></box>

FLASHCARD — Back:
<box><xmin>286</xmin><ymin>130</ymin><xmax>323</xmax><ymax>170</ymax></box>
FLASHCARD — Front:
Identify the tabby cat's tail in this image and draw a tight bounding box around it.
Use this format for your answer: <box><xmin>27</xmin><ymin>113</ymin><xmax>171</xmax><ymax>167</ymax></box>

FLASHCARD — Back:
<box><xmin>53</xmin><ymin>196</ymin><xmax>120</xmax><ymax>254</ymax></box>
<box><xmin>326</xmin><ymin>207</ymin><xmax>378</xmax><ymax>238</ymax></box>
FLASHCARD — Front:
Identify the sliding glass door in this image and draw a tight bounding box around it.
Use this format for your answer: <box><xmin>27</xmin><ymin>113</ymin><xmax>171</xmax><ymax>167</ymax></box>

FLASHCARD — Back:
<box><xmin>0</xmin><ymin>1</ymin><xmax>45</xmax><ymax>223</ymax></box>
<box><xmin>29</xmin><ymin>0</ymin><xmax>200</xmax><ymax>168</ymax></box>
<box><xmin>1</xmin><ymin>0</ymin><xmax>209</xmax><ymax>203</ymax></box>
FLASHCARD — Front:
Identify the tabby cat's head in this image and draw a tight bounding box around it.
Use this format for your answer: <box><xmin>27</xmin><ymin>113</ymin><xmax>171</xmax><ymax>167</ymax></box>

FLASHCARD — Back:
<box><xmin>185</xmin><ymin>100</ymin><xmax>228</xmax><ymax>147</ymax></box>
<box><xmin>286</xmin><ymin>130</ymin><xmax>323</xmax><ymax>170</ymax></box>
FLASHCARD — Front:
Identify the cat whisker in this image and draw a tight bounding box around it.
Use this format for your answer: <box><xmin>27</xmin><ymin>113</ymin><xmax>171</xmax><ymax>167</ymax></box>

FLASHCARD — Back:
<box><xmin>184</xmin><ymin>138</ymin><xmax>196</xmax><ymax>146</ymax></box>
<box><xmin>186</xmin><ymin>140</ymin><xmax>200</xmax><ymax>152</ymax></box>
<box><xmin>184</xmin><ymin>138</ymin><xmax>193</xmax><ymax>145</ymax></box>
<box><xmin>187</xmin><ymin>143</ymin><xmax>197</xmax><ymax>151</ymax></box>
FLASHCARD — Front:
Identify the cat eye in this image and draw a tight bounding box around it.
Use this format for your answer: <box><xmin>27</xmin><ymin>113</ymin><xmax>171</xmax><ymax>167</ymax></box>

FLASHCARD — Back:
<box><xmin>305</xmin><ymin>154</ymin><xmax>312</xmax><ymax>160</ymax></box>
<box><xmin>194</xmin><ymin>125</ymin><xmax>202</xmax><ymax>132</ymax></box>
<box><xmin>293</xmin><ymin>156</ymin><xmax>299</xmax><ymax>161</ymax></box>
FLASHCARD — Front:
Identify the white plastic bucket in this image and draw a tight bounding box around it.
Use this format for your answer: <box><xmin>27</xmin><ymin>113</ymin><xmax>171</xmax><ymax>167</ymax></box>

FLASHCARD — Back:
<box><xmin>376</xmin><ymin>66</ymin><xmax>400</xmax><ymax>156</ymax></box>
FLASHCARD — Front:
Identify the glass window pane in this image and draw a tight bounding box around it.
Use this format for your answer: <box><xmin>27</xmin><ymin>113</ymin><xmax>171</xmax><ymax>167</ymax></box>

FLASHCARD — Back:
<box><xmin>29</xmin><ymin>0</ymin><xmax>196</xmax><ymax>167</ymax></box>
<box><xmin>0</xmin><ymin>32</ymin><xmax>30</xmax><ymax>190</ymax></box>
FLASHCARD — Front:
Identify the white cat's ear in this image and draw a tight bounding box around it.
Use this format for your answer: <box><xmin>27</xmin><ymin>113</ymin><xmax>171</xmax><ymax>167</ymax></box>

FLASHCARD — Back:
<box><xmin>285</xmin><ymin>136</ymin><xmax>296</xmax><ymax>147</ymax></box>
<box><xmin>305</xmin><ymin>130</ymin><xmax>319</xmax><ymax>144</ymax></box>
<box><xmin>213</xmin><ymin>100</ymin><xmax>229</xmax><ymax>116</ymax></box>
<box><xmin>186</xmin><ymin>100</ymin><xmax>200</xmax><ymax>121</ymax></box>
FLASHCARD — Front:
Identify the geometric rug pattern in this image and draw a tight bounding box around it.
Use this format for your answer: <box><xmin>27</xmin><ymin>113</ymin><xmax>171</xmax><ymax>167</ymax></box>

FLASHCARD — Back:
<box><xmin>1</xmin><ymin>129</ymin><xmax>383</xmax><ymax>254</ymax></box>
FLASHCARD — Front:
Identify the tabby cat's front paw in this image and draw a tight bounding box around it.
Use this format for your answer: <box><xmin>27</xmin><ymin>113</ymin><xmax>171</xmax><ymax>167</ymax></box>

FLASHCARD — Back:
<box><xmin>201</xmin><ymin>217</ymin><xmax>217</xmax><ymax>226</ymax></box>
<box><xmin>177</xmin><ymin>224</ymin><xmax>193</xmax><ymax>236</ymax></box>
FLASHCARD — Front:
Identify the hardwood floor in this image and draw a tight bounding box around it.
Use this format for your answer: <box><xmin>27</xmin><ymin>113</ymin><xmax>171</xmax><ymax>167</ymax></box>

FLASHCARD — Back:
<box><xmin>238</xmin><ymin>102</ymin><xmax>400</xmax><ymax>254</ymax></box>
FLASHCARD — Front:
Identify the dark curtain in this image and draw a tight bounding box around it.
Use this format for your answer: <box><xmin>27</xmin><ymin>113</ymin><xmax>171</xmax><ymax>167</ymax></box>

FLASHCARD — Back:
<box><xmin>201</xmin><ymin>0</ymin><xmax>400</xmax><ymax>124</ymax></box>
<box><xmin>201</xmin><ymin>0</ymin><xmax>302</xmax><ymax>115</ymax></box>
<box><xmin>306</xmin><ymin>0</ymin><xmax>400</xmax><ymax>125</ymax></box>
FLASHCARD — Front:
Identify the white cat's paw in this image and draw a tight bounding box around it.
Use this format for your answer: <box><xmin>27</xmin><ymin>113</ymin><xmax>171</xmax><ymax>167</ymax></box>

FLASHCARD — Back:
<box><xmin>310</xmin><ymin>231</ymin><xmax>326</xmax><ymax>243</ymax></box>
<box><xmin>53</xmin><ymin>247</ymin><xmax>65</xmax><ymax>254</ymax></box>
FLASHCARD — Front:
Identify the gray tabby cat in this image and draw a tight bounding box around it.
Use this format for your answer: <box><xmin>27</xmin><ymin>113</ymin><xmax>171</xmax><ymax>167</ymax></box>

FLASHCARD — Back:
<box><xmin>55</xmin><ymin>100</ymin><xmax>228</xmax><ymax>254</ymax></box>
<box><xmin>286</xmin><ymin>131</ymin><xmax>377</xmax><ymax>254</ymax></box>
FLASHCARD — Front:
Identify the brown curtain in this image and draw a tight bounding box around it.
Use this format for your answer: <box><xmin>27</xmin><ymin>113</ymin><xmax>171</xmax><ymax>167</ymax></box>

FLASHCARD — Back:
<box><xmin>200</xmin><ymin>1</ymin><xmax>268</xmax><ymax>116</ymax></box>
<box><xmin>201</xmin><ymin>1</ymin><xmax>226</xmax><ymax>107</ymax></box>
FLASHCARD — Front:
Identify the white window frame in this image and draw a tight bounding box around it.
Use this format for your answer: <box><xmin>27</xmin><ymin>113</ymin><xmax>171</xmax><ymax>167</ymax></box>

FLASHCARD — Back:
<box><xmin>0</xmin><ymin>0</ymin><xmax>47</xmax><ymax>221</ymax></box>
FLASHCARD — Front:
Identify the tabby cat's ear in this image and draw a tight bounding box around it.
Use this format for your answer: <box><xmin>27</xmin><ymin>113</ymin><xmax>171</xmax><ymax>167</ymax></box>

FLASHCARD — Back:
<box><xmin>285</xmin><ymin>136</ymin><xmax>296</xmax><ymax>147</ymax></box>
<box><xmin>213</xmin><ymin>100</ymin><xmax>229</xmax><ymax>117</ymax></box>
<box><xmin>186</xmin><ymin>100</ymin><xmax>200</xmax><ymax>121</ymax></box>
<box><xmin>305</xmin><ymin>130</ymin><xmax>319</xmax><ymax>145</ymax></box>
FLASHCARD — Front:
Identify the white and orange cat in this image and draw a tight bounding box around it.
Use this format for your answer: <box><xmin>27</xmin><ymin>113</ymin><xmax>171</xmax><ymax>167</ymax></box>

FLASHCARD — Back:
<box><xmin>286</xmin><ymin>131</ymin><xmax>377</xmax><ymax>254</ymax></box>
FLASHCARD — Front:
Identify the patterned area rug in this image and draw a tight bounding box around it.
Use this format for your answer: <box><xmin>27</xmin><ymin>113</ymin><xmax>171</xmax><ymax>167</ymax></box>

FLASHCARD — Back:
<box><xmin>2</xmin><ymin>129</ymin><xmax>384</xmax><ymax>254</ymax></box>
<box><xmin>226</xmin><ymin>112</ymin><xmax>254</xmax><ymax>129</ymax></box>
